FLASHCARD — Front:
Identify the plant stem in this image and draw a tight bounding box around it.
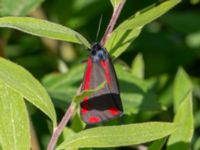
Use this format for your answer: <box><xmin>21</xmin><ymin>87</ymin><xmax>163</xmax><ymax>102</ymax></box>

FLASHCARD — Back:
<box><xmin>47</xmin><ymin>102</ymin><xmax>76</xmax><ymax>150</ymax></box>
<box><xmin>101</xmin><ymin>0</ymin><xmax>126</xmax><ymax>46</ymax></box>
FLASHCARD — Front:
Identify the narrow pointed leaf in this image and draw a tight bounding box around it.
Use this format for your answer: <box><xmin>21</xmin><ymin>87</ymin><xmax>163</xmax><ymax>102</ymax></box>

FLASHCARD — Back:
<box><xmin>167</xmin><ymin>91</ymin><xmax>194</xmax><ymax>150</ymax></box>
<box><xmin>0</xmin><ymin>17</ymin><xmax>90</xmax><ymax>48</ymax></box>
<box><xmin>0</xmin><ymin>82</ymin><xmax>30</xmax><ymax>150</ymax></box>
<box><xmin>106</xmin><ymin>0</ymin><xmax>181</xmax><ymax>58</ymax></box>
<box><xmin>57</xmin><ymin>122</ymin><xmax>176</xmax><ymax>149</ymax></box>
<box><xmin>0</xmin><ymin>57</ymin><xmax>57</xmax><ymax>127</ymax></box>
<box><xmin>73</xmin><ymin>81</ymin><xmax>106</xmax><ymax>104</ymax></box>
<box><xmin>70</xmin><ymin>112</ymin><xmax>85</xmax><ymax>132</ymax></box>
<box><xmin>173</xmin><ymin>68</ymin><xmax>193</xmax><ymax>112</ymax></box>
<box><xmin>131</xmin><ymin>53</ymin><xmax>144</xmax><ymax>79</ymax></box>
<box><xmin>148</xmin><ymin>138</ymin><xmax>167</xmax><ymax>150</ymax></box>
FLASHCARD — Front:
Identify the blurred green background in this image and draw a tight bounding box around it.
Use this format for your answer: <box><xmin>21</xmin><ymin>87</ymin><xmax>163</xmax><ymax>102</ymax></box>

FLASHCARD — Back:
<box><xmin>0</xmin><ymin>0</ymin><xmax>200</xmax><ymax>149</ymax></box>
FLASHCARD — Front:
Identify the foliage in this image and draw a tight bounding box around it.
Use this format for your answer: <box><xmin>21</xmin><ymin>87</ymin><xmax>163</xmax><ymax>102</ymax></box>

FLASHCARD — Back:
<box><xmin>0</xmin><ymin>0</ymin><xmax>198</xmax><ymax>149</ymax></box>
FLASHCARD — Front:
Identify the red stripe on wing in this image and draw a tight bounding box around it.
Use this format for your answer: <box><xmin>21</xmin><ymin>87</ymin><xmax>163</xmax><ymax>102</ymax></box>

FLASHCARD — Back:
<box><xmin>100</xmin><ymin>60</ymin><xmax>111</xmax><ymax>86</ymax></box>
<box><xmin>81</xmin><ymin>57</ymin><xmax>92</xmax><ymax>114</ymax></box>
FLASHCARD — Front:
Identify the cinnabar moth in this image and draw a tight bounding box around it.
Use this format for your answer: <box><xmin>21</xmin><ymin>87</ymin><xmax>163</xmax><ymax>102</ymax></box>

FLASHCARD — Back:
<box><xmin>80</xmin><ymin>42</ymin><xmax>123</xmax><ymax>124</ymax></box>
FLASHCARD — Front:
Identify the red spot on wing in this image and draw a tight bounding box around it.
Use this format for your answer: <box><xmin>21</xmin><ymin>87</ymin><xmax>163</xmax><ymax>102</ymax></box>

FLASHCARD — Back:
<box><xmin>81</xmin><ymin>57</ymin><xmax>92</xmax><ymax>114</ymax></box>
<box><xmin>100</xmin><ymin>60</ymin><xmax>111</xmax><ymax>86</ymax></box>
<box><xmin>81</xmin><ymin>108</ymin><xmax>89</xmax><ymax>114</ymax></box>
<box><xmin>89</xmin><ymin>116</ymin><xmax>101</xmax><ymax>123</ymax></box>
<box><xmin>108</xmin><ymin>107</ymin><xmax>120</xmax><ymax>116</ymax></box>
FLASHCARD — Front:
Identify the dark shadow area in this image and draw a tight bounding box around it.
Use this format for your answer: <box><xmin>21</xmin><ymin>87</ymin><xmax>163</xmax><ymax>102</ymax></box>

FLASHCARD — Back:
<box><xmin>167</xmin><ymin>142</ymin><xmax>190</xmax><ymax>150</ymax></box>
<box><xmin>119</xmin><ymin>79</ymin><xmax>145</xmax><ymax>94</ymax></box>
<box><xmin>139</xmin><ymin>91</ymin><xmax>162</xmax><ymax>111</ymax></box>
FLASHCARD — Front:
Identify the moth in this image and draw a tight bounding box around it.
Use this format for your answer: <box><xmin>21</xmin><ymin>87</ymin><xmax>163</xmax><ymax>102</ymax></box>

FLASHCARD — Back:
<box><xmin>80</xmin><ymin>42</ymin><xmax>123</xmax><ymax>124</ymax></box>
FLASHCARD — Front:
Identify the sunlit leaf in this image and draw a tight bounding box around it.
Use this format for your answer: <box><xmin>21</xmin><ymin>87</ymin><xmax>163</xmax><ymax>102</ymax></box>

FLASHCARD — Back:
<box><xmin>167</xmin><ymin>91</ymin><xmax>194</xmax><ymax>150</ymax></box>
<box><xmin>62</xmin><ymin>127</ymin><xmax>76</xmax><ymax>142</ymax></box>
<box><xmin>0</xmin><ymin>81</ymin><xmax>30</xmax><ymax>150</ymax></box>
<box><xmin>57</xmin><ymin>122</ymin><xmax>176</xmax><ymax>149</ymax></box>
<box><xmin>0</xmin><ymin>0</ymin><xmax>43</xmax><ymax>16</ymax></box>
<box><xmin>173</xmin><ymin>67</ymin><xmax>192</xmax><ymax>112</ymax></box>
<box><xmin>62</xmin><ymin>128</ymin><xmax>78</xmax><ymax>150</ymax></box>
<box><xmin>106</xmin><ymin>0</ymin><xmax>181</xmax><ymax>58</ymax></box>
<box><xmin>131</xmin><ymin>53</ymin><xmax>144</xmax><ymax>79</ymax></box>
<box><xmin>0</xmin><ymin>57</ymin><xmax>57</xmax><ymax>127</ymax></box>
<box><xmin>0</xmin><ymin>17</ymin><xmax>90</xmax><ymax>48</ymax></box>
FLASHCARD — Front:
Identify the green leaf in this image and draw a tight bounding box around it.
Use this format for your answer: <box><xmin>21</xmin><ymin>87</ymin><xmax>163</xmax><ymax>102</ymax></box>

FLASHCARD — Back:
<box><xmin>57</xmin><ymin>122</ymin><xmax>176</xmax><ymax>149</ymax></box>
<box><xmin>131</xmin><ymin>53</ymin><xmax>144</xmax><ymax>79</ymax></box>
<box><xmin>0</xmin><ymin>0</ymin><xmax>43</xmax><ymax>16</ymax></box>
<box><xmin>116</xmin><ymin>64</ymin><xmax>163</xmax><ymax>114</ymax></box>
<box><xmin>42</xmin><ymin>64</ymin><xmax>84</xmax><ymax>108</ymax></box>
<box><xmin>73</xmin><ymin>81</ymin><xmax>106</xmax><ymax>104</ymax></box>
<box><xmin>0</xmin><ymin>17</ymin><xmax>90</xmax><ymax>48</ymax></box>
<box><xmin>0</xmin><ymin>57</ymin><xmax>57</xmax><ymax>127</ymax></box>
<box><xmin>0</xmin><ymin>81</ymin><xmax>30</xmax><ymax>150</ymax></box>
<box><xmin>62</xmin><ymin>128</ymin><xmax>78</xmax><ymax>150</ymax></box>
<box><xmin>167</xmin><ymin>91</ymin><xmax>194</xmax><ymax>150</ymax></box>
<box><xmin>106</xmin><ymin>26</ymin><xmax>141</xmax><ymax>59</ymax></box>
<box><xmin>105</xmin><ymin>0</ymin><xmax>180</xmax><ymax>58</ymax></box>
<box><xmin>62</xmin><ymin>127</ymin><xmax>76</xmax><ymax>142</ymax></box>
<box><xmin>148</xmin><ymin>138</ymin><xmax>167</xmax><ymax>150</ymax></box>
<box><xmin>167</xmin><ymin>68</ymin><xmax>194</xmax><ymax>150</ymax></box>
<box><xmin>173</xmin><ymin>68</ymin><xmax>193</xmax><ymax>112</ymax></box>
<box><xmin>194</xmin><ymin>137</ymin><xmax>200</xmax><ymax>150</ymax></box>
<box><xmin>70</xmin><ymin>112</ymin><xmax>85</xmax><ymax>132</ymax></box>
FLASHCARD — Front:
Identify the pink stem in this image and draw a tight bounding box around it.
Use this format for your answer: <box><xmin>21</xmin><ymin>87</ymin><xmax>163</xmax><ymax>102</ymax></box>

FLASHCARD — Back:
<box><xmin>47</xmin><ymin>102</ymin><xmax>76</xmax><ymax>150</ymax></box>
<box><xmin>100</xmin><ymin>0</ymin><xmax>126</xmax><ymax>46</ymax></box>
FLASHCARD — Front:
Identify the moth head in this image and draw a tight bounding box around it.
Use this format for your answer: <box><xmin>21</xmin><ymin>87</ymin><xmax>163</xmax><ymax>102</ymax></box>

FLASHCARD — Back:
<box><xmin>90</xmin><ymin>42</ymin><xmax>107</xmax><ymax>61</ymax></box>
<box><xmin>91</xmin><ymin>42</ymin><xmax>102</xmax><ymax>51</ymax></box>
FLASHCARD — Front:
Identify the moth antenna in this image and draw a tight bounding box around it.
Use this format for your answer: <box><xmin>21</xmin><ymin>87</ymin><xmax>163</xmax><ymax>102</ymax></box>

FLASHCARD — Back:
<box><xmin>95</xmin><ymin>15</ymin><xmax>103</xmax><ymax>42</ymax></box>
